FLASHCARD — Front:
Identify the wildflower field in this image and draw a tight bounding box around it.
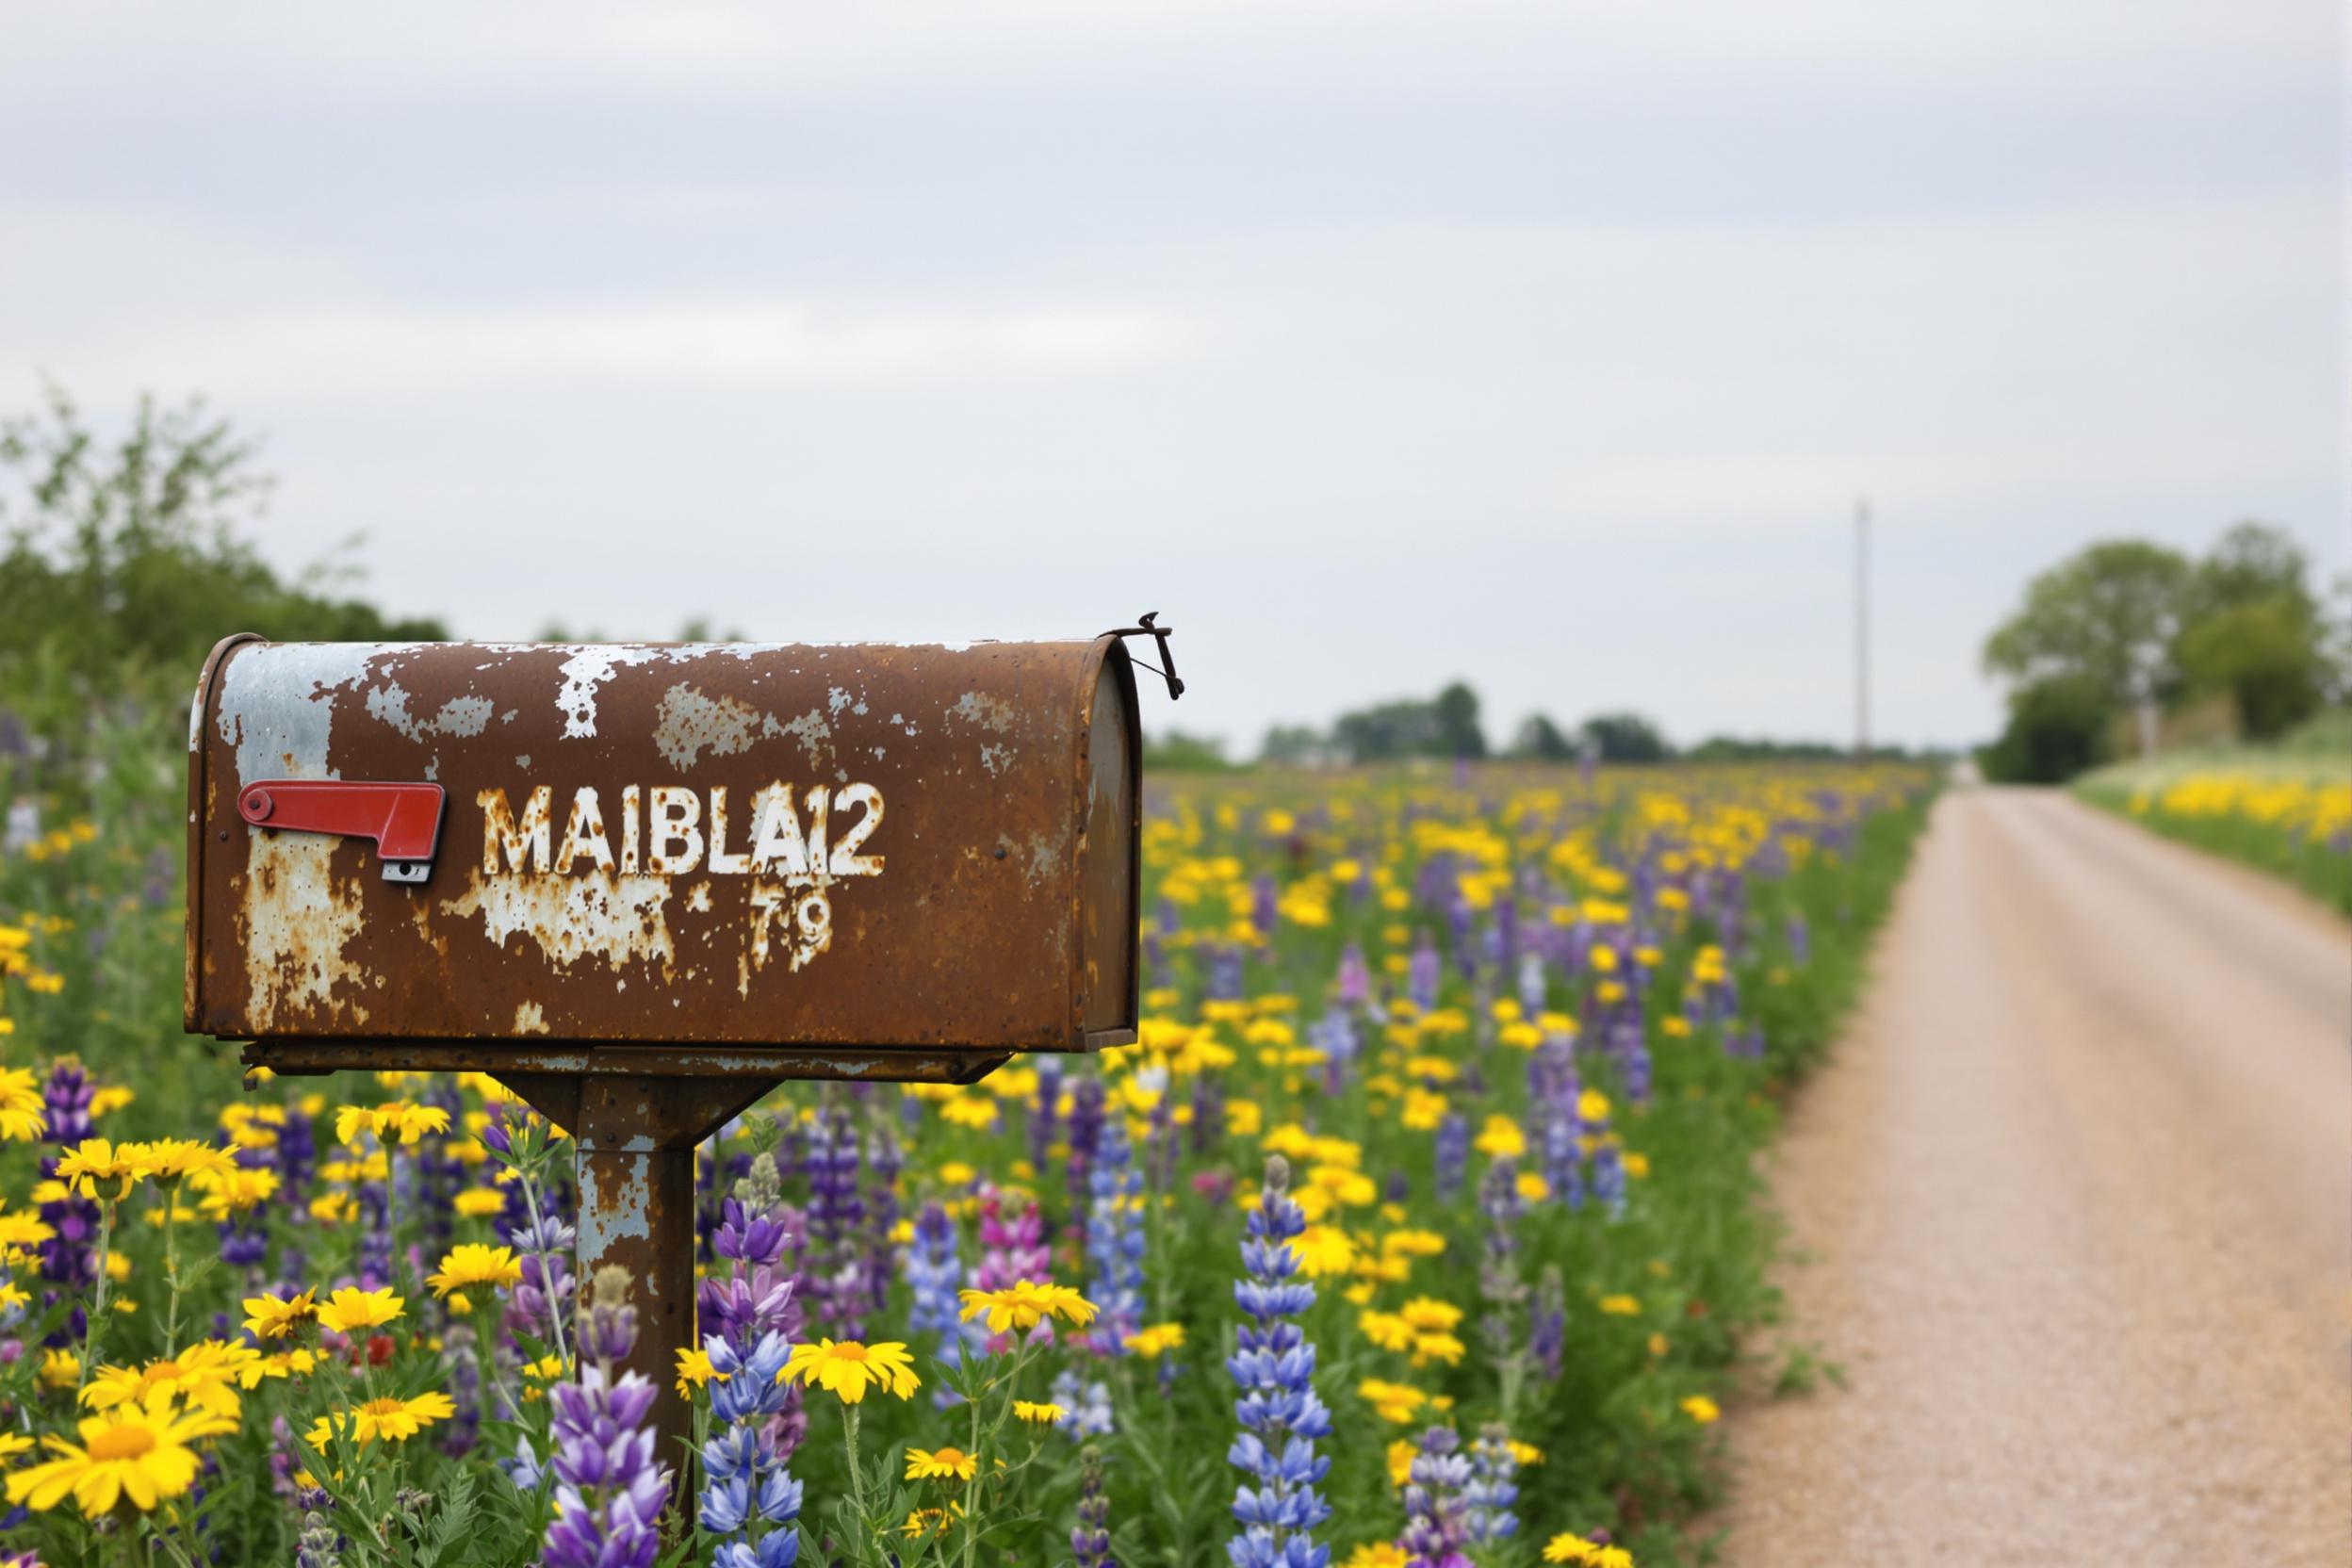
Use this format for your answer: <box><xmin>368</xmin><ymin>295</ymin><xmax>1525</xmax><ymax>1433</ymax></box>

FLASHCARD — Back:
<box><xmin>0</xmin><ymin>733</ymin><xmax>1928</xmax><ymax>1568</ymax></box>
<box><xmin>2076</xmin><ymin>746</ymin><xmax>2352</xmax><ymax>917</ymax></box>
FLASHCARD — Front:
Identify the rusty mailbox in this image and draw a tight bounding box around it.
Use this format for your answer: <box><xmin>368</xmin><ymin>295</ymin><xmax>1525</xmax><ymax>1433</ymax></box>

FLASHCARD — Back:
<box><xmin>184</xmin><ymin>622</ymin><xmax>1175</xmax><ymax>1462</ymax></box>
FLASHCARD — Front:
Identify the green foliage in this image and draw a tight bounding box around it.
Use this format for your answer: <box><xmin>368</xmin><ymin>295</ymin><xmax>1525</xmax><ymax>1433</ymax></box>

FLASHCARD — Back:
<box><xmin>1981</xmin><ymin>673</ymin><xmax>2114</xmax><ymax>783</ymax></box>
<box><xmin>2176</xmin><ymin>595</ymin><xmax>2328</xmax><ymax>740</ymax></box>
<box><xmin>1328</xmin><ymin>681</ymin><xmax>1488</xmax><ymax>762</ymax></box>
<box><xmin>1579</xmin><ymin>711</ymin><xmax>1672</xmax><ymax>763</ymax></box>
<box><xmin>1981</xmin><ymin>538</ymin><xmax>2191</xmax><ymax>711</ymax></box>
<box><xmin>1143</xmin><ymin>730</ymin><xmax>1241</xmax><ymax>772</ymax></box>
<box><xmin>1982</xmin><ymin>522</ymin><xmax>2345</xmax><ymax>761</ymax></box>
<box><xmin>0</xmin><ymin>384</ymin><xmax>446</xmax><ymax>779</ymax></box>
<box><xmin>1510</xmin><ymin>712</ymin><xmax>1577</xmax><ymax>760</ymax></box>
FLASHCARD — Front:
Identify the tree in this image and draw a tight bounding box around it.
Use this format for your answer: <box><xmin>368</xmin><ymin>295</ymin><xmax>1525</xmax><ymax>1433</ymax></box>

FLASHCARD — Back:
<box><xmin>1982</xmin><ymin>673</ymin><xmax>2113</xmax><ymax>783</ymax></box>
<box><xmin>2176</xmin><ymin>596</ymin><xmax>2327</xmax><ymax>739</ymax></box>
<box><xmin>1982</xmin><ymin>540</ymin><xmax>2192</xmax><ymax>715</ymax></box>
<box><xmin>1331</xmin><ymin>698</ymin><xmax>1441</xmax><ymax>763</ymax></box>
<box><xmin>1258</xmin><ymin>725</ymin><xmax>1329</xmax><ymax>766</ymax></box>
<box><xmin>1577</xmin><ymin>711</ymin><xmax>1671</xmax><ymax>763</ymax></box>
<box><xmin>1510</xmin><ymin>712</ymin><xmax>1576</xmax><ymax>760</ymax></box>
<box><xmin>1431</xmin><ymin>681</ymin><xmax>1487</xmax><ymax>760</ymax></box>
<box><xmin>0</xmin><ymin>384</ymin><xmax>446</xmax><ymax>735</ymax></box>
<box><xmin>2182</xmin><ymin>521</ymin><xmax>2315</xmax><ymax>626</ymax></box>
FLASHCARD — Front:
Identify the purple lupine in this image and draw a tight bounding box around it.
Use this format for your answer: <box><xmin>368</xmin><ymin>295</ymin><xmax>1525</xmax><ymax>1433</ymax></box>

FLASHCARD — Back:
<box><xmin>1072</xmin><ymin>1444</ymin><xmax>1116</xmax><ymax>1568</ymax></box>
<box><xmin>441</xmin><ymin>1320</ymin><xmax>482</xmax><ymax>1458</ymax></box>
<box><xmin>862</xmin><ymin>1121</ymin><xmax>902</xmax><ymax>1318</ymax></box>
<box><xmin>1208</xmin><ymin>944</ymin><xmax>1246</xmax><ymax>1002</ymax></box>
<box><xmin>1026</xmin><ymin>1058</ymin><xmax>1063</xmax><ymax>1176</ymax></box>
<box><xmin>1187</xmin><ymin>1072</ymin><xmax>1224</xmax><ymax>1157</ymax></box>
<box><xmin>1051</xmin><ymin>1367</ymin><xmax>1115</xmax><ymax>1441</ymax></box>
<box><xmin>1084</xmin><ymin>1121</ymin><xmax>1145</xmax><ymax>1355</ymax></box>
<box><xmin>904</xmin><ymin>1201</ymin><xmax>971</xmax><ymax>1404</ymax></box>
<box><xmin>504</xmin><ymin>1213</ymin><xmax>577</xmax><ymax>1366</ymax></box>
<box><xmin>1592</xmin><ymin>1141</ymin><xmax>1626</xmax><ymax>1218</ymax></box>
<box><xmin>803</xmin><ymin>1105</ymin><xmax>866</xmax><ymax>1337</ymax></box>
<box><xmin>1251</xmin><ymin>874</ymin><xmax>1280</xmax><ymax>937</ymax></box>
<box><xmin>1408</xmin><ymin>939</ymin><xmax>1441</xmax><ymax>1011</ymax></box>
<box><xmin>36</xmin><ymin>1062</ymin><xmax>100</xmax><ymax>1307</ymax></box>
<box><xmin>697</xmin><ymin>1184</ymin><xmax>806</xmax><ymax>1568</ymax></box>
<box><xmin>1432</xmin><ymin>1114</ymin><xmax>1469</xmax><ymax>1204</ymax></box>
<box><xmin>1064</xmin><ymin>1076</ymin><xmax>1106</xmax><ymax>1215</ymax></box>
<box><xmin>541</xmin><ymin>1266</ymin><xmax>669</xmax><ymax>1568</ymax></box>
<box><xmin>1311</xmin><ymin>1013</ymin><xmax>1358</xmax><ymax>1099</ymax></box>
<box><xmin>1396</xmin><ymin>1427</ymin><xmax>1472</xmax><ymax>1568</ymax></box>
<box><xmin>704</xmin><ymin>1157</ymin><xmax>808</xmax><ymax>1461</ymax></box>
<box><xmin>1478</xmin><ymin>1159</ymin><xmax>1528</xmax><ymax>1405</ymax></box>
<box><xmin>1227</xmin><ymin>1155</ymin><xmax>1331</xmax><ymax>1568</ymax></box>
<box><xmin>1541</xmin><ymin>1108</ymin><xmax>1584</xmax><ymax>1213</ymax></box>
<box><xmin>1529</xmin><ymin>1267</ymin><xmax>1566</xmax><ymax>1381</ymax></box>
<box><xmin>1463</xmin><ymin>1425</ymin><xmax>1520</xmax><ymax>1544</ymax></box>
<box><xmin>1786</xmin><ymin>913</ymin><xmax>1809</xmax><ymax>964</ymax></box>
<box><xmin>272</xmin><ymin>1098</ymin><xmax>318</xmax><ymax>1210</ymax></box>
<box><xmin>1145</xmin><ymin>1086</ymin><xmax>1179</xmax><ymax>1196</ymax></box>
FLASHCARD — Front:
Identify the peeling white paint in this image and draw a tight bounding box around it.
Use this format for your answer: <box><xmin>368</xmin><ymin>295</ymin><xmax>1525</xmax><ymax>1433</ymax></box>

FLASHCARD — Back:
<box><xmin>762</xmin><ymin>709</ymin><xmax>832</xmax><ymax>768</ymax></box>
<box><xmin>951</xmin><ymin>691</ymin><xmax>1019</xmax><ymax>733</ymax></box>
<box><xmin>216</xmin><ymin>643</ymin><xmax>418</xmax><ymax>783</ymax></box>
<box><xmin>440</xmin><ymin>868</ymin><xmax>678</xmax><ymax>973</ymax></box>
<box><xmin>654</xmin><ymin>684</ymin><xmax>759</xmax><ymax>770</ymax></box>
<box><xmin>242</xmin><ymin>832</ymin><xmax>369</xmax><ymax>1028</ymax></box>
<box><xmin>556</xmin><ymin>646</ymin><xmax>662</xmax><ymax>739</ymax></box>
<box><xmin>435</xmin><ymin>695</ymin><xmax>495</xmax><ymax>737</ymax></box>
<box><xmin>369</xmin><ymin>682</ymin><xmax>498</xmax><ymax>743</ymax></box>
<box><xmin>514</xmin><ymin>1001</ymin><xmax>551</xmax><ymax>1036</ymax></box>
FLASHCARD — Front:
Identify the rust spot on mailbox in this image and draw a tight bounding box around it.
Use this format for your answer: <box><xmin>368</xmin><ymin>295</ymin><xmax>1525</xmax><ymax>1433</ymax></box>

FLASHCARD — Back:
<box><xmin>186</xmin><ymin>633</ymin><xmax>1143</xmax><ymax>1077</ymax></box>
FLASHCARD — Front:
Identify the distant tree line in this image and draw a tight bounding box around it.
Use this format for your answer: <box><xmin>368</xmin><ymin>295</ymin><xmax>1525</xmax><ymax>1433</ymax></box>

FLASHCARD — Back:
<box><xmin>1979</xmin><ymin>522</ymin><xmax>2350</xmax><ymax>782</ymax></box>
<box><xmin>1141</xmin><ymin>684</ymin><xmax>1928</xmax><ymax>771</ymax></box>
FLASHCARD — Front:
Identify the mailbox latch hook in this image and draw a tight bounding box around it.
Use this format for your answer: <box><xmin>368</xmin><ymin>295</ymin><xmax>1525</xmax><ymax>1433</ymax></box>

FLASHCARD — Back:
<box><xmin>1104</xmin><ymin>612</ymin><xmax>1184</xmax><ymax>701</ymax></box>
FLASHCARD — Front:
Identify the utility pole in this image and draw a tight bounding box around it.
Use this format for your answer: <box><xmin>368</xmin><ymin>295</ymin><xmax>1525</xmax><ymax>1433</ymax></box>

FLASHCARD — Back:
<box><xmin>1854</xmin><ymin>498</ymin><xmax>1870</xmax><ymax>763</ymax></box>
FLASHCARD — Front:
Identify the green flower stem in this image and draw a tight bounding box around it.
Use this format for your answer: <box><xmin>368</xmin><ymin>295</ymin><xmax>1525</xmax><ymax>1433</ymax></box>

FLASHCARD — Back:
<box><xmin>76</xmin><ymin>1196</ymin><xmax>116</xmax><ymax>1396</ymax></box>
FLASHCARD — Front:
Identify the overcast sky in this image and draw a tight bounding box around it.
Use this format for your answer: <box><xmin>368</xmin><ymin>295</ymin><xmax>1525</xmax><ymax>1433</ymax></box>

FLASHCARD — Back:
<box><xmin>2</xmin><ymin>2</ymin><xmax>2341</xmax><ymax>752</ymax></box>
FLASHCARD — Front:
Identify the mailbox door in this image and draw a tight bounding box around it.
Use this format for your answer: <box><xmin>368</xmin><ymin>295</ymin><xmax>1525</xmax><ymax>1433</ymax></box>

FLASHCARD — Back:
<box><xmin>188</xmin><ymin>635</ymin><xmax>1140</xmax><ymax>1055</ymax></box>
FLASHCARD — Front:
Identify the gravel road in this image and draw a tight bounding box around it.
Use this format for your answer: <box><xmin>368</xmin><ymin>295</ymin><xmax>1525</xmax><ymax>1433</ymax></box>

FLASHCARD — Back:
<box><xmin>1720</xmin><ymin>787</ymin><xmax>2351</xmax><ymax>1565</ymax></box>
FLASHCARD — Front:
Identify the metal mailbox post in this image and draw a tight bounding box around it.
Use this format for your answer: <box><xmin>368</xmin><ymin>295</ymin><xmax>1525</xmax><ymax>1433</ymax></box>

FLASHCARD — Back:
<box><xmin>185</xmin><ymin>627</ymin><xmax>1168</xmax><ymax>1468</ymax></box>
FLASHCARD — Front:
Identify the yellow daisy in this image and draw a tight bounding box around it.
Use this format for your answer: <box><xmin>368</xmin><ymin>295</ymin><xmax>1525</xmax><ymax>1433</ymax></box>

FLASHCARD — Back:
<box><xmin>905</xmin><ymin>1446</ymin><xmax>978</xmax><ymax>1482</ymax></box>
<box><xmin>0</xmin><ymin>1068</ymin><xmax>45</xmax><ymax>1141</ymax></box>
<box><xmin>781</xmin><ymin>1339</ymin><xmax>921</xmax><ymax>1404</ymax></box>
<box><xmin>956</xmin><ymin>1281</ymin><xmax>1099</xmax><ymax>1334</ymax></box>
<box><xmin>304</xmin><ymin>1391</ymin><xmax>456</xmax><ymax>1448</ymax></box>
<box><xmin>82</xmin><ymin>1342</ymin><xmax>258</xmax><ymax>1421</ymax></box>
<box><xmin>54</xmin><ymin>1137</ymin><xmax>151</xmax><ymax>1200</ymax></box>
<box><xmin>242</xmin><ymin>1288</ymin><xmax>318</xmax><ymax>1342</ymax></box>
<box><xmin>139</xmin><ymin>1139</ymin><xmax>239</xmax><ymax>1184</ymax></box>
<box><xmin>426</xmin><ymin>1244</ymin><xmax>523</xmax><ymax>1306</ymax></box>
<box><xmin>315</xmin><ymin>1286</ymin><xmax>404</xmax><ymax>1337</ymax></box>
<box><xmin>5</xmin><ymin>1391</ymin><xmax>237</xmax><ymax>1516</ymax></box>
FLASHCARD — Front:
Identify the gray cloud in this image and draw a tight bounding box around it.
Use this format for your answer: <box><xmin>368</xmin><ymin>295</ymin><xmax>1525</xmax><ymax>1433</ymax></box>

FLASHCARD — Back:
<box><xmin>2</xmin><ymin>0</ymin><xmax>2339</xmax><ymax>752</ymax></box>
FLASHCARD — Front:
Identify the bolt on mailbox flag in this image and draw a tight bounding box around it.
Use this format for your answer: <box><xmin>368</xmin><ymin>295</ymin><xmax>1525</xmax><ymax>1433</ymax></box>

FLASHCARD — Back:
<box><xmin>186</xmin><ymin>634</ymin><xmax>1142</xmax><ymax>1072</ymax></box>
